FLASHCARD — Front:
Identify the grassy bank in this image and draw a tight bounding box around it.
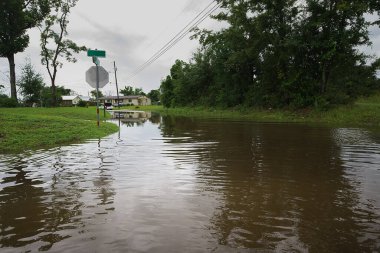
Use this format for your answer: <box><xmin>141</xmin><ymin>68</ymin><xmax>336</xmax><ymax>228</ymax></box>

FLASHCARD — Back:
<box><xmin>0</xmin><ymin>107</ymin><xmax>118</xmax><ymax>153</ymax></box>
<box><xmin>123</xmin><ymin>93</ymin><xmax>380</xmax><ymax>127</ymax></box>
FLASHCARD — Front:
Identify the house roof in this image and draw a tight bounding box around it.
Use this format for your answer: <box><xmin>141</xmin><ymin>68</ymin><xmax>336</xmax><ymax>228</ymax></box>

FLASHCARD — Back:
<box><xmin>100</xmin><ymin>95</ymin><xmax>146</xmax><ymax>100</ymax></box>
<box><xmin>79</xmin><ymin>96</ymin><xmax>91</xmax><ymax>101</ymax></box>
<box><xmin>62</xmin><ymin>95</ymin><xmax>79</xmax><ymax>101</ymax></box>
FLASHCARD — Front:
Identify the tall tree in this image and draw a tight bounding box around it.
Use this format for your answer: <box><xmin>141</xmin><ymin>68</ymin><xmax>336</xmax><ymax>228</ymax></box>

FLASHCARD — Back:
<box><xmin>161</xmin><ymin>0</ymin><xmax>380</xmax><ymax>109</ymax></box>
<box><xmin>160</xmin><ymin>76</ymin><xmax>174</xmax><ymax>108</ymax></box>
<box><xmin>147</xmin><ymin>89</ymin><xmax>160</xmax><ymax>103</ymax></box>
<box><xmin>40</xmin><ymin>0</ymin><xmax>86</xmax><ymax>106</ymax></box>
<box><xmin>18</xmin><ymin>59</ymin><xmax>45</xmax><ymax>106</ymax></box>
<box><xmin>0</xmin><ymin>0</ymin><xmax>49</xmax><ymax>100</ymax></box>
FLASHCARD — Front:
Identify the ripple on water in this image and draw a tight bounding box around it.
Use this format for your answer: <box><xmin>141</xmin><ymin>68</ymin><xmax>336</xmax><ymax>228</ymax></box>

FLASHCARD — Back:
<box><xmin>1</xmin><ymin>121</ymin><xmax>380</xmax><ymax>252</ymax></box>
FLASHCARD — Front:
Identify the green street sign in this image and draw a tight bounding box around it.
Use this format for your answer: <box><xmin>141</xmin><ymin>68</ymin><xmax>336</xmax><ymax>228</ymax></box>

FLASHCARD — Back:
<box><xmin>87</xmin><ymin>50</ymin><xmax>106</xmax><ymax>58</ymax></box>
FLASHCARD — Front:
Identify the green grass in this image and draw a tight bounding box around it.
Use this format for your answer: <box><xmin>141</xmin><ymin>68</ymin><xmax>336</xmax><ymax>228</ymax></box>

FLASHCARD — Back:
<box><xmin>0</xmin><ymin>107</ymin><xmax>118</xmax><ymax>153</ymax></box>
<box><xmin>4</xmin><ymin>94</ymin><xmax>375</xmax><ymax>153</ymax></box>
<box><xmin>310</xmin><ymin>94</ymin><xmax>380</xmax><ymax>126</ymax></box>
<box><xmin>122</xmin><ymin>93</ymin><xmax>380</xmax><ymax>127</ymax></box>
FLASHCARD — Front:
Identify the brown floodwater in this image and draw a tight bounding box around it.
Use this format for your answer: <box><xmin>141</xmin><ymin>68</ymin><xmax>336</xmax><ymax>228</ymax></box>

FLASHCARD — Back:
<box><xmin>0</xmin><ymin>115</ymin><xmax>380</xmax><ymax>252</ymax></box>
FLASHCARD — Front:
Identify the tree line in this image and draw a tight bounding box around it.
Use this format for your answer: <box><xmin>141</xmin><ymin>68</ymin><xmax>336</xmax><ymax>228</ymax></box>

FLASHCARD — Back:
<box><xmin>118</xmin><ymin>85</ymin><xmax>160</xmax><ymax>103</ymax></box>
<box><xmin>160</xmin><ymin>0</ymin><xmax>380</xmax><ymax>109</ymax></box>
<box><xmin>0</xmin><ymin>0</ymin><xmax>85</xmax><ymax>106</ymax></box>
<box><xmin>7</xmin><ymin>64</ymin><xmax>161</xmax><ymax>106</ymax></box>
<box><xmin>0</xmin><ymin>0</ymin><xmax>160</xmax><ymax>107</ymax></box>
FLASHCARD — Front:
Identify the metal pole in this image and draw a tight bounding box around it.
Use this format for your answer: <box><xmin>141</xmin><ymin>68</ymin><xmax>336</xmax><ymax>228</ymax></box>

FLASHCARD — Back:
<box><xmin>114</xmin><ymin>61</ymin><xmax>120</xmax><ymax>109</ymax></box>
<box><xmin>96</xmin><ymin>63</ymin><xmax>100</xmax><ymax>127</ymax></box>
<box><xmin>104</xmin><ymin>101</ymin><xmax>106</xmax><ymax>117</ymax></box>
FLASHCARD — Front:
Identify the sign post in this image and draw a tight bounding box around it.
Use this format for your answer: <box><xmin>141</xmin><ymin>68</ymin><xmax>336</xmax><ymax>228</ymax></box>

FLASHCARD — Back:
<box><xmin>86</xmin><ymin>49</ymin><xmax>107</xmax><ymax>127</ymax></box>
<box><xmin>96</xmin><ymin>62</ymin><xmax>100</xmax><ymax>127</ymax></box>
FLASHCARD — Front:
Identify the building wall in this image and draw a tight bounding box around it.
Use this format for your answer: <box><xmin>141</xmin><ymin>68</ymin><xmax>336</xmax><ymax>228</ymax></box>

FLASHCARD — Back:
<box><xmin>62</xmin><ymin>96</ymin><xmax>81</xmax><ymax>106</ymax></box>
<box><xmin>118</xmin><ymin>98</ymin><xmax>139</xmax><ymax>106</ymax></box>
<box><xmin>61</xmin><ymin>100</ymin><xmax>73</xmax><ymax>107</ymax></box>
<box><xmin>103</xmin><ymin>96</ymin><xmax>151</xmax><ymax>106</ymax></box>
<box><xmin>72</xmin><ymin>97</ymin><xmax>81</xmax><ymax>105</ymax></box>
<box><xmin>139</xmin><ymin>97</ymin><xmax>151</xmax><ymax>106</ymax></box>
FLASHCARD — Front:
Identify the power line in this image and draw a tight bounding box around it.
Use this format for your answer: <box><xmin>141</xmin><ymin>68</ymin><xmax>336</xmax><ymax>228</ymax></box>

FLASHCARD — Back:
<box><xmin>128</xmin><ymin>2</ymin><xmax>219</xmax><ymax>79</ymax></box>
<box><xmin>141</xmin><ymin>1</ymin><xmax>202</xmax><ymax>51</ymax></box>
<box><xmin>126</xmin><ymin>1</ymin><xmax>221</xmax><ymax>81</ymax></box>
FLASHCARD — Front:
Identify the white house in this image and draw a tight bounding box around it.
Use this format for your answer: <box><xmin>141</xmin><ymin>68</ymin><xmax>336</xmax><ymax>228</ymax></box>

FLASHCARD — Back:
<box><xmin>61</xmin><ymin>95</ymin><xmax>81</xmax><ymax>106</ymax></box>
<box><xmin>79</xmin><ymin>96</ymin><xmax>91</xmax><ymax>102</ymax></box>
<box><xmin>100</xmin><ymin>95</ymin><xmax>151</xmax><ymax>106</ymax></box>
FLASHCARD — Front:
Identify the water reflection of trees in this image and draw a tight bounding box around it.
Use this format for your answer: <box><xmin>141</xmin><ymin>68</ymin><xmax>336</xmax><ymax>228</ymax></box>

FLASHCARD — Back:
<box><xmin>0</xmin><ymin>144</ymin><xmax>116</xmax><ymax>251</ymax></box>
<box><xmin>0</xmin><ymin>151</ymin><xmax>85</xmax><ymax>251</ymax></box>
<box><xmin>120</xmin><ymin>120</ymin><xmax>145</xmax><ymax>127</ymax></box>
<box><xmin>0</xmin><ymin>156</ymin><xmax>47</xmax><ymax>249</ymax></box>
<box><xmin>118</xmin><ymin>111</ymin><xmax>161</xmax><ymax>127</ymax></box>
<box><xmin>149</xmin><ymin>113</ymin><xmax>161</xmax><ymax>124</ymax></box>
<box><xmin>159</xmin><ymin>116</ymin><xmax>380</xmax><ymax>252</ymax></box>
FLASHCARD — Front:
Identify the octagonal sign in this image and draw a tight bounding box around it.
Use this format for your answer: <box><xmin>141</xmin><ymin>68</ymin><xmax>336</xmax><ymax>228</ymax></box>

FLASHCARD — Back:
<box><xmin>86</xmin><ymin>66</ymin><xmax>109</xmax><ymax>88</ymax></box>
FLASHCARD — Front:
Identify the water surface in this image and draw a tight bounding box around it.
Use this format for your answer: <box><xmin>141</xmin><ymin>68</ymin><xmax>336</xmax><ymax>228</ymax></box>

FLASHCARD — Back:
<box><xmin>1</xmin><ymin>115</ymin><xmax>380</xmax><ymax>252</ymax></box>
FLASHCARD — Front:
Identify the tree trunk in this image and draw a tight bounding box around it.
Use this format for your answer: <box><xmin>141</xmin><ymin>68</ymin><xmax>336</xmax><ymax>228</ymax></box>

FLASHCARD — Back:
<box><xmin>7</xmin><ymin>54</ymin><xmax>17</xmax><ymax>101</ymax></box>
<box><xmin>51</xmin><ymin>78</ymin><xmax>57</xmax><ymax>107</ymax></box>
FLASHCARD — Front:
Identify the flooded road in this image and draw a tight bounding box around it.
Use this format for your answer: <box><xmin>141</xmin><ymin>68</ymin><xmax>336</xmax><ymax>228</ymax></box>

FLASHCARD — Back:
<box><xmin>1</xmin><ymin>115</ymin><xmax>380</xmax><ymax>252</ymax></box>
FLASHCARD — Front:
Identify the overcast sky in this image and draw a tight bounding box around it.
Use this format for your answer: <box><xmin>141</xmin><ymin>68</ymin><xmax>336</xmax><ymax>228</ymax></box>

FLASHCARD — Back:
<box><xmin>0</xmin><ymin>0</ymin><xmax>221</xmax><ymax>96</ymax></box>
<box><xmin>0</xmin><ymin>0</ymin><xmax>379</xmax><ymax>97</ymax></box>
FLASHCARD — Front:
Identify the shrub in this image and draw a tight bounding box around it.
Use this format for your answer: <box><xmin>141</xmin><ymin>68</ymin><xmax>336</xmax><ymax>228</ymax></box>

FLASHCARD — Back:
<box><xmin>77</xmin><ymin>100</ymin><xmax>87</xmax><ymax>107</ymax></box>
<box><xmin>0</xmin><ymin>95</ymin><xmax>18</xmax><ymax>107</ymax></box>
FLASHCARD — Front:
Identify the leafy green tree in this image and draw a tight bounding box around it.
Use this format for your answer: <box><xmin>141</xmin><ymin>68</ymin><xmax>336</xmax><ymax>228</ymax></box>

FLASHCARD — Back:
<box><xmin>120</xmin><ymin>86</ymin><xmax>145</xmax><ymax>96</ymax></box>
<box><xmin>40</xmin><ymin>0</ymin><xmax>86</xmax><ymax>106</ymax></box>
<box><xmin>40</xmin><ymin>85</ymin><xmax>70</xmax><ymax>107</ymax></box>
<box><xmin>90</xmin><ymin>89</ymin><xmax>103</xmax><ymax>99</ymax></box>
<box><xmin>18</xmin><ymin>59</ymin><xmax>45</xmax><ymax>106</ymax></box>
<box><xmin>120</xmin><ymin>86</ymin><xmax>133</xmax><ymax>96</ymax></box>
<box><xmin>160</xmin><ymin>0</ymin><xmax>380</xmax><ymax>109</ymax></box>
<box><xmin>160</xmin><ymin>76</ymin><xmax>174</xmax><ymax>107</ymax></box>
<box><xmin>0</xmin><ymin>0</ymin><xmax>49</xmax><ymax>100</ymax></box>
<box><xmin>58</xmin><ymin>86</ymin><xmax>71</xmax><ymax>96</ymax></box>
<box><xmin>147</xmin><ymin>89</ymin><xmax>160</xmax><ymax>103</ymax></box>
<box><xmin>134</xmin><ymin>88</ymin><xmax>146</xmax><ymax>96</ymax></box>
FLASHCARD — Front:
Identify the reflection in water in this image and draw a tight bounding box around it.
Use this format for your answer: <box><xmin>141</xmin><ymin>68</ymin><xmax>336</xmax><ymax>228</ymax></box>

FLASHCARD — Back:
<box><xmin>0</xmin><ymin>143</ymin><xmax>116</xmax><ymax>252</ymax></box>
<box><xmin>158</xmin><ymin>117</ymin><xmax>380</xmax><ymax>252</ymax></box>
<box><xmin>0</xmin><ymin>115</ymin><xmax>379</xmax><ymax>252</ymax></box>
<box><xmin>0</xmin><ymin>156</ymin><xmax>48</xmax><ymax>249</ymax></box>
<box><xmin>332</xmin><ymin>128</ymin><xmax>380</xmax><ymax>250</ymax></box>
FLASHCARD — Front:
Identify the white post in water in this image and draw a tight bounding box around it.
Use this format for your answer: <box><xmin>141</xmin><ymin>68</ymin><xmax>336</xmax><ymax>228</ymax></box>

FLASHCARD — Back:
<box><xmin>95</xmin><ymin>59</ymin><xmax>100</xmax><ymax>127</ymax></box>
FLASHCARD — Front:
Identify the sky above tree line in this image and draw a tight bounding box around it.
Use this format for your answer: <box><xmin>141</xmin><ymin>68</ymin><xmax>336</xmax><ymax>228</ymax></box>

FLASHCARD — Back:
<box><xmin>0</xmin><ymin>0</ymin><xmax>379</xmax><ymax>97</ymax></box>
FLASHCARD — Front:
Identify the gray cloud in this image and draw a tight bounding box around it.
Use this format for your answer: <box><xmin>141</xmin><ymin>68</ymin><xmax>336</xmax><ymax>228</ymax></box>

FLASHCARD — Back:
<box><xmin>73</xmin><ymin>13</ymin><xmax>147</xmax><ymax>63</ymax></box>
<box><xmin>183</xmin><ymin>0</ymin><xmax>204</xmax><ymax>13</ymax></box>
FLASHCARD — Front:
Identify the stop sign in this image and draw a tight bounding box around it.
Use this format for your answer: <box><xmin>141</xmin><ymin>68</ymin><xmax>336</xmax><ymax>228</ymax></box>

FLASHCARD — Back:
<box><xmin>86</xmin><ymin>66</ymin><xmax>109</xmax><ymax>88</ymax></box>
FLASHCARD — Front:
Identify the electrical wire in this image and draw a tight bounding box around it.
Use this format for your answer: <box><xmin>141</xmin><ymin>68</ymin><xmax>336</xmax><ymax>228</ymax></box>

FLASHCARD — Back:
<box><xmin>128</xmin><ymin>2</ymin><xmax>219</xmax><ymax>79</ymax></box>
<box><xmin>126</xmin><ymin>1</ymin><xmax>221</xmax><ymax>80</ymax></box>
<box><xmin>142</xmin><ymin>1</ymin><xmax>201</xmax><ymax>51</ymax></box>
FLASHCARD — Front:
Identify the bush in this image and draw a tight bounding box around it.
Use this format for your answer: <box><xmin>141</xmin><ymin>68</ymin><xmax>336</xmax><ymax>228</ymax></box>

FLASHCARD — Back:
<box><xmin>77</xmin><ymin>100</ymin><xmax>87</xmax><ymax>107</ymax></box>
<box><xmin>0</xmin><ymin>95</ymin><xmax>18</xmax><ymax>107</ymax></box>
